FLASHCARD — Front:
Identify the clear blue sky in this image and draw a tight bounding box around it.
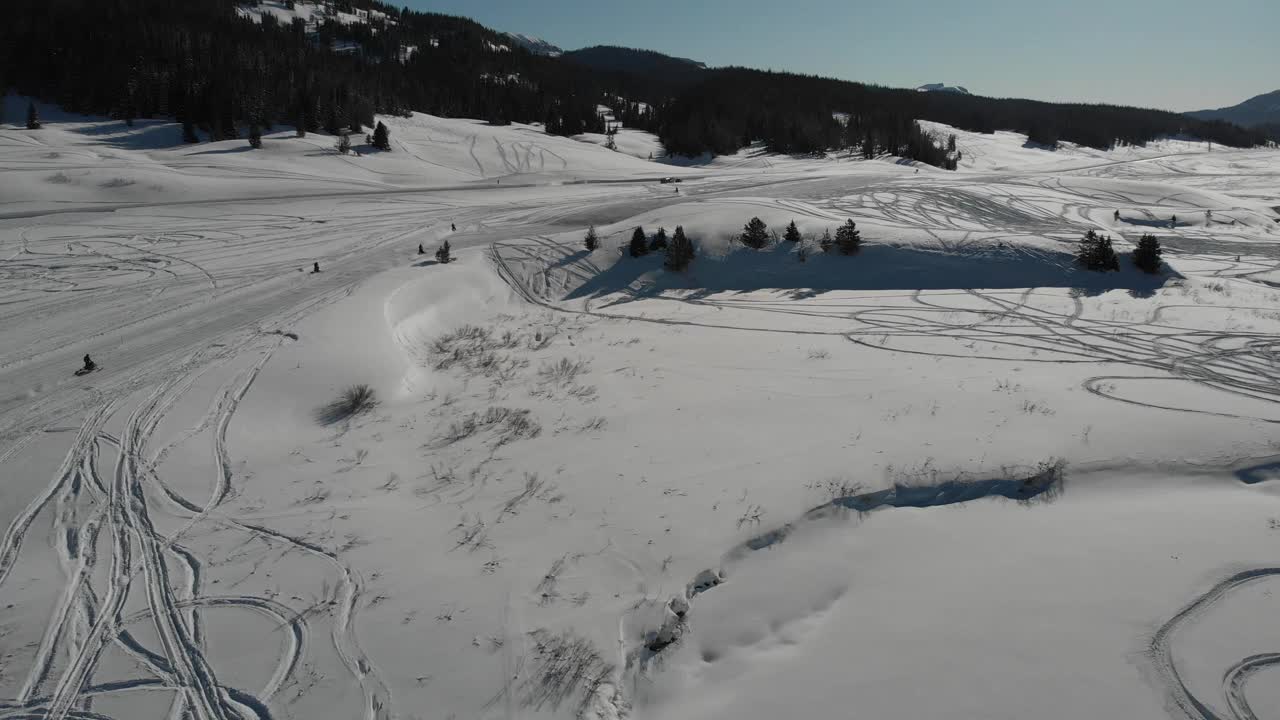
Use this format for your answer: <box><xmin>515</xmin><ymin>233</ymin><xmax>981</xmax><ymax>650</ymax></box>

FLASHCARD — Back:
<box><xmin>408</xmin><ymin>0</ymin><xmax>1277</xmax><ymax>112</ymax></box>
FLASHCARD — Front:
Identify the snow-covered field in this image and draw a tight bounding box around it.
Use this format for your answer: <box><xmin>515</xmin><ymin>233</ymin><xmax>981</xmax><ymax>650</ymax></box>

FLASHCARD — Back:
<box><xmin>2</xmin><ymin>98</ymin><xmax>1280</xmax><ymax>720</ymax></box>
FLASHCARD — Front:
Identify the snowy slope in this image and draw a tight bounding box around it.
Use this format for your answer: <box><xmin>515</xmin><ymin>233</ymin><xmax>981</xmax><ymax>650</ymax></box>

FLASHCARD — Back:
<box><xmin>0</xmin><ymin>97</ymin><xmax>690</xmax><ymax>217</ymax></box>
<box><xmin>2</xmin><ymin>95</ymin><xmax>1280</xmax><ymax>720</ymax></box>
<box><xmin>235</xmin><ymin>0</ymin><xmax>395</xmax><ymax>28</ymax></box>
<box><xmin>917</xmin><ymin>82</ymin><xmax>971</xmax><ymax>94</ymax></box>
<box><xmin>505</xmin><ymin>32</ymin><xmax>563</xmax><ymax>57</ymax></box>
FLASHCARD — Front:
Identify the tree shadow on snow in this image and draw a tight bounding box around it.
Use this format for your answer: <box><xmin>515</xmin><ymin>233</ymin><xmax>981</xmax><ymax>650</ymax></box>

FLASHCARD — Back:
<box><xmin>566</xmin><ymin>242</ymin><xmax>1180</xmax><ymax>301</ymax></box>
<box><xmin>65</xmin><ymin>120</ymin><xmax>188</xmax><ymax>151</ymax></box>
<box><xmin>187</xmin><ymin>145</ymin><xmax>257</xmax><ymax>156</ymax></box>
<box><xmin>1235</xmin><ymin>461</ymin><xmax>1280</xmax><ymax>485</ymax></box>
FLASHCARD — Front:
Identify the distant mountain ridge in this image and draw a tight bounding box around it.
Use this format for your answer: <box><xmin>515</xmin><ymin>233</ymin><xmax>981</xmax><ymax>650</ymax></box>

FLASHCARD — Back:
<box><xmin>918</xmin><ymin>83</ymin><xmax>971</xmax><ymax>95</ymax></box>
<box><xmin>563</xmin><ymin>46</ymin><xmax>707</xmax><ymax>75</ymax></box>
<box><xmin>1188</xmin><ymin>89</ymin><xmax>1280</xmax><ymax>128</ymax></box>
<box><xmin>504</xmin><ymin>32</ymin><xmax>562</xmax><ymax>57</ymax></box>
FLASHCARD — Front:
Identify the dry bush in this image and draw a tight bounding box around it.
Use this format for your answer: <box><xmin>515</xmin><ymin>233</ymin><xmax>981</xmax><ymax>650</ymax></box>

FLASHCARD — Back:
<box><xmin>538</xmin><ymin>357</ymin><xmax>590</xmax><ymax>386</ymax></box>
<box><xmin>315</xmin><ymin>384</ymin><xmax>379</xmax><ymax>425</ymax></box>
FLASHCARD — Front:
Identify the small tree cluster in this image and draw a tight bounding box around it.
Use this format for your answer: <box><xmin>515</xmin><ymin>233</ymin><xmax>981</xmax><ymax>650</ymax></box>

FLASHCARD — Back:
<box><xmin>650</xmin><ymin>227</ymin><xmax>668</xmax><ymax>253</ymax></box>
<box><xmin>629</xmin><ymin>227</ymin><xmax>648</xmax><ymax>258</ymax></box>
<box><xmin>740</xmin><ymin>217</ymin><xmax>769</xmax><ymax>250</ymax></box>
<box><xmin>819</xmin><ymin>228</ymin><xmax>835</xmax><ymax>253</ymax></box>
<box><xmin>25</xmin><ymin>102</ymin><xmax>41</xmax><ymax>130</ymax></box>
<box><xmin>435</xmin><ymin>240</ymin><xmax>452</xmax><ymax>264</ymax></box>
<box><xmin>1132</xmin><ymin>234</ymin><xmax>1162</xmax><ymax>274</ymax></box>
<box><xmin>1077</xmin><ymin>230</ymin><xmax>1119</xmax><ymax>271</ymax></box>
<box><xmin>665</xmin><ymin>226</ymin><xmax>695</xmax><ymax>271</ymax></box>
<box><xmin>248</xmin><ymin>123</ymin><xmax>262</xmax><ymax>149</ymax></box>
<box><xmin>336</xmin><ymin>132</ymin><xmax>352</xmax><ymax>155</ymax></box>
<box><xmin>584</xmin><ymin>225</ymin><xmax>599</xmax><ymax>252</ymax></box>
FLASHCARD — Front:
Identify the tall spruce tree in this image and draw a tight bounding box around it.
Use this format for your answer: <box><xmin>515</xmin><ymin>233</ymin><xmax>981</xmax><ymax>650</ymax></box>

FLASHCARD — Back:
<box><xmin>372</xmin><ymin>121</ymin><xmax>391</xmax><ymax>151</ymax></box>
<box><xmin>629</xmin><ymin>227</ymin><xmax>649</xmax><ymax>258</ymax></box>
<box><xmin>740</xmin><ymin>217</ymin><xmax>769</xmax><ymax>250</ymax></box>
<box><xmin>584</xmin><ymin>225</ymin><xmax>599</xmax><ymax>252</ymax></box>
<box><xmin>665</xmin><ymin>225</ymin><xmax>695</xmax><ymax>271</ymax></box>
<box><xmin>1133</xmin><ymin>234</ymin><xmax>1162</xmax><ymax>274</ymax></box>
<box><xmin>819</xmin><ymin>228</ymin><xmax>835</xmax><ymax>253</ymax></box>
<box><xmin>835</xmin><ymin>219</ymin><xmax>862</xmax><ymax>255</ymax></box>
<box><xmin>784</xmin><ymin>220</ymin><xmax>801</xmax><ymax>243</ymax></box>
<box><xmin>650</xmin><ymin>227</ymin><xmax>668</xmax><ymax>253</ymax></box>
<box><xmin>1077</xmin><ymin>230</ymin><xmax>1119</xmax><ymax>271</ymax></box>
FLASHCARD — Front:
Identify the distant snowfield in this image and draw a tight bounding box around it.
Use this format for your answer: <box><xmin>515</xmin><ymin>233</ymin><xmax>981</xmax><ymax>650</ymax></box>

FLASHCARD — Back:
<box><xmin>2</xmin><ymin>97</ymin><xmax>1280</xmax><ymax>720</ymax></box>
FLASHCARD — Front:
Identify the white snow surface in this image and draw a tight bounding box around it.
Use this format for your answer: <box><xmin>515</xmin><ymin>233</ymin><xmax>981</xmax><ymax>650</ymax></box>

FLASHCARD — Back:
<box><xmin>3</xmin><ymin>96</ymin><xmax>1280</xmax><ymax>720</ymax></box>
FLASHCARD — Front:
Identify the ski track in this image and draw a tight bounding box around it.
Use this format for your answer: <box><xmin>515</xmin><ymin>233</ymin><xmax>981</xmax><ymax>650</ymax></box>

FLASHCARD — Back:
<box><xmin>3</xmin><ymin>132</ymin><xmax>1279</xmax><ymax>720</ymax></box>
<box><xmin>1150</xmin><ymin>569</ymin><xmax>1280</xmax><ymax>720</ymax></box>
<box><xmin>0</xmin><ymin>338</ymin><xmax>390</xmax><ymax>720</ymax></box>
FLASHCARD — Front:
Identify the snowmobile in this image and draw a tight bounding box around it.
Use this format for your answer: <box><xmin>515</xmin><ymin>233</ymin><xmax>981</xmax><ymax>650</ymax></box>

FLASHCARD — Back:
<box><xmin>75</xmin><ymin>354</ymin><xmax>97</xmax><ymax>376</ymax></box>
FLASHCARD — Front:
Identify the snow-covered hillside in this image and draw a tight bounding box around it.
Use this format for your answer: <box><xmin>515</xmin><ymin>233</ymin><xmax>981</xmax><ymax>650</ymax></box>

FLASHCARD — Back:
<box><xmin>917</xmin><ymin>82</ymin><xmax>971</xmax><ymax>94</ymax></box>
<box><xmin>2</xmin><ymin>95</ymin><xmax>1280</xmax><ymax>720</ymax></box>
<box><xmin>236</xmin><ymin>0</ymin><xmax>395</xmax><ymax>28</ymax></box>
<box><xmin>505</xmin><ymin>32</ymin><xmax>563</xmax><ymax>57</ymax></box>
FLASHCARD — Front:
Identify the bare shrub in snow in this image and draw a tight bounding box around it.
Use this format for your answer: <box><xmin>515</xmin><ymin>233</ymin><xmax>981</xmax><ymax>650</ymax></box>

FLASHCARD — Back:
<box><xmin>538</xmin><ymin>357</ymin><xmax>590</xmax><ymax>386</ymax></box>
<box><xmin>1020</xmin><ymin>399</ymin><xmax>1055</xmax><ymax>416</ymax></box>
<box><xmin>100</xmin><ymin>177</ymin><xmax>135</xmax><ymax>188</ymax></box>
<box><xmin>315</xmin><ymin>384</ymin><xmax>379</xmax><ymax>425</ymax></box>
<box><xmin>511</xmin><ymin>629</ymin><xmax>615</xmax><ymax>715</ymax></box>
<box><xmin>430</xmin><ymin>324</ymin><xmax>527</xmax><ymax>381</ymax></box>
<box><xmin>440</xmin><ymin>406</ymin><xmax>541</xmax><ymax>447</ymax></box>
<box><xmin>46</xmin><ymin>172</ymin><xmax>73</xmax><ymax>184</ymax></box>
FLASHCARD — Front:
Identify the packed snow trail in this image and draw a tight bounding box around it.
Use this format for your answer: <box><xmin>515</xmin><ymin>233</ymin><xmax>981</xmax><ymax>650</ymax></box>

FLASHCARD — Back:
<box><xmin>1150</xmin><ymin>569</ymin><xmax>1280</xmax><ymax>720</ymax></box>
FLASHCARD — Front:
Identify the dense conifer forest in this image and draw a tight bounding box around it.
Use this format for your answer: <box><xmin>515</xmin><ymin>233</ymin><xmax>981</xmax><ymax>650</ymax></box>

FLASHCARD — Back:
<box><xmin>2</xmin><ymin>0</ymin><xmax>1270</xmax><ymax>165</ymax></box>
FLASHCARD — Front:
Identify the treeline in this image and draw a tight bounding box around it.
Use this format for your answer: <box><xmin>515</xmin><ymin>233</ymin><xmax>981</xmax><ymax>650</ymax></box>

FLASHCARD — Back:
<box><xmin>649</xmin><ymin>68</ymin><xmax>1270</xmax><ymax>161</ymax></box>
<box><xmin>0</xmin><ymin>0</ymin><xmax>604</xmax><ymax>140</ymax></box>
<box><xmin>1</xmin><ymin>0</ymin><xmax>1268</xmax><ymax>165</ymax></box>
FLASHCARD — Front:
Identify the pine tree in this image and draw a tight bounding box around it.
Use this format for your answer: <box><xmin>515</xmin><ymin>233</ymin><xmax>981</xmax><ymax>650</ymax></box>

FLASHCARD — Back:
<box><xmin>336</xmin><ymin>132</ymin><xmax>351</xmax><ymax>155</ymax></box>
<box><xmin>650</xmin><ymin>227</ymin><xmax>668</xmax><ymax>252</ymax></box>
<box><xmin>740</xmin><ymin>217</ymin><xmax>769</xmax><ymax>250</ymax></box>
<box><xmin>784</xmin><ymin>220</ymin><xmax>801</xmax><ymax>243</ymax></box>
<box><xmin>1133</xmin><ymin>234</ymin><xmax>1162</xmax><ymax>274</ymax></box>
<box><xmin>182</xmin><ymin>119</ymin><xmax>199</xmax><ymax>144</ymax></box>
<box><xmin>835</xmin><ymin>219</ymin><xmax>862</xmax><ymax>255</ymax></box>
<box><xmin>584</xmin><ymin>225</ymin><xmax>599</xmax><ymax>252</ymax></box>
<box><xmin>819</xmin><ymin>228</ymin><xmax>835</xmax><ymax>253</ymax></box>
<box><xmin>665</xmin><ymin>225</ymin><xmax>695</xmax><ymax>271</ymax></box>
<box><xmin>372</xmin><ymin>121</ymin><xmax>391</xmax><ymax>151</ymax></box>
<box><xmin>629</xmin><ymin>227</ymin><xmax>649</xmax><ymax>258</ymax></box>
<box><xmin>1076</xmin><ymin>230</ymin><xmax>1119</xmax><ymax>271</ymax></box>
<box><xmin>435</xmin><ymin>240</ymin><xmax>452</xmax><ymax>264</ymax></box>
<box><xmin>248</xmin><ymin>123</ymin><xmax>262</xmax><ymax>149</ymax></box>
<box><xmin>26</xmin><ymin>102</ymin><xmax>41</xmax><ymax>130</ymax></box>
